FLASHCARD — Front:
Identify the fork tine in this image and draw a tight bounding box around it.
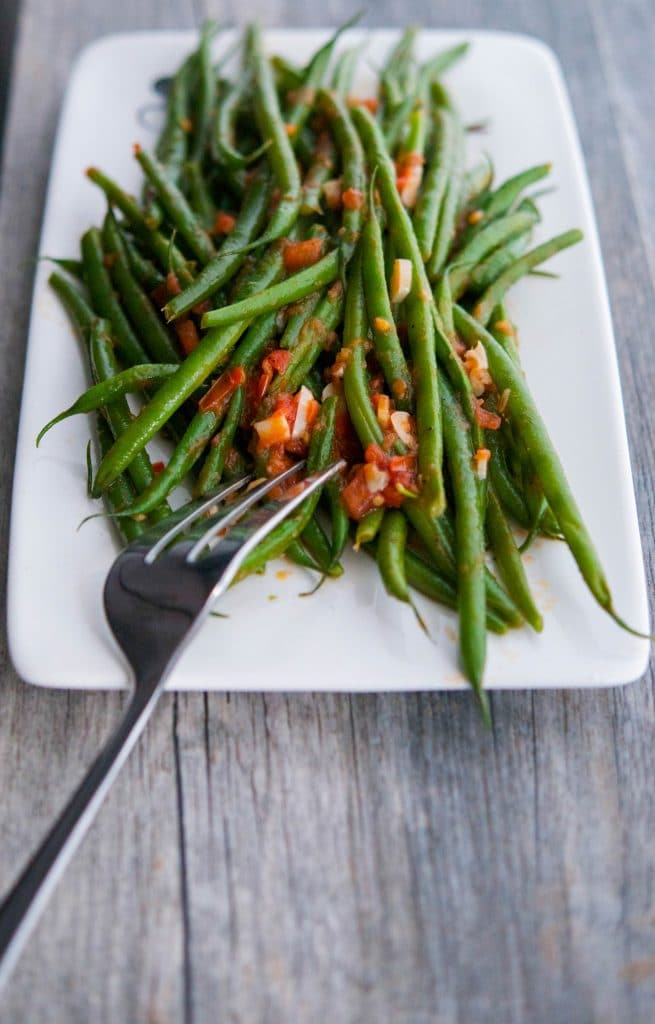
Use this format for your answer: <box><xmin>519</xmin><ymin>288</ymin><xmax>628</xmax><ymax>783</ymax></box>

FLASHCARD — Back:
<box><xmin>184</xmin><ymin>460</ymin><xmax>306</xmax><ymax>563</ymax></box>
<box><xmin>188</xmin><ymin>460</ymin><xmax>347</xmax><ymax>599</ymax></box>
<box><xmin>144</xmin><ymin>475</ymin><xmax>251</xmax><ymax>564</ymax></box>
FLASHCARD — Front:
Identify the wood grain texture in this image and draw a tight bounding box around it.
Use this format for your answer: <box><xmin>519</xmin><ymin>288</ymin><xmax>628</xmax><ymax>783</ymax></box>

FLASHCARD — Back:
<box><xmin>0</xmin><ymin>1</ymin><xmax>653</xmax><ymax>1022</ymax></box>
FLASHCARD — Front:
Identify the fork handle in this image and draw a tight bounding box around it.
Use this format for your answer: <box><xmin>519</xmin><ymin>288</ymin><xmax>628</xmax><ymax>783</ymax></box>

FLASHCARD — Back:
<box><xmin>0</xmin><ymin>679</ymin><xmax>163</xmax><ymax>989</ymax></box>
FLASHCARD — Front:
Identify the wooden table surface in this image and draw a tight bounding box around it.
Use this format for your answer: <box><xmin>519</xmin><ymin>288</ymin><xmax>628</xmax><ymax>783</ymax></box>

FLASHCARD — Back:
<box><xmin>0</xmin><ymin>1</ymin><xmax>653</xmax><ymax>1021</ymax></box>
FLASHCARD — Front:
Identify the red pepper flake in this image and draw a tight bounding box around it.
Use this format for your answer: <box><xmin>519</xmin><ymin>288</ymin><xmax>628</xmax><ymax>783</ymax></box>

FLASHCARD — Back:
<box><xmin>213</xmin><ymin>210</ymin><xmax>237</xmax><ymax>235</ymax></box>
<box><xmin>180</xmin><ymin>116</ymin><xmax>193</xmax><ymax>133</ymax></box>
<box><xmin>102</xmin><ymin>251</ymin><xmax>117</xmax><ymax>269</ymax></box>
<box><xmin>152</xmin><ymin>461</ymin><xmax>165</xmax><ymax>475</ymax></box>
<box><xmin>283</xmin><ymin>238</ymin><xmax>324</xmax><ymax>273</ymax></box>
<box><xmin>341</xmin><ymin>187</ymin><xmax>364</xmax><ymax>210</ymax></box>
<box><xmin>284</xmin><ymin>123</ymin><xmax>298</xmax><ymax>137</ymax></box>
<box><xmin>199</xmin><ymin>366</ymin><xmax>246</xmax><ymax>414</ymax></box>
<box><xmin>175</xmin><ymin>318</ymin><xmax>199</xmax><ymax>356</ymax></box>
<box><xmin>474</xmin><ymin>399</ymin><xmax>502</xmax><ymax>430</ymax></box>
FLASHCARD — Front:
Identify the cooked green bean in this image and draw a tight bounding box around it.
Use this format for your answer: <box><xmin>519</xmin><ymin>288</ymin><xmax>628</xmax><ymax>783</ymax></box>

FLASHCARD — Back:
<box><xmin>164</xmin><ymin>173</ymin><xmax>270</xmax><ymax>320</ymax></box>
<box><xmin>81</xmin><ymin>228</ymin><xmax>149</xmax><ymax>366</ymax></box>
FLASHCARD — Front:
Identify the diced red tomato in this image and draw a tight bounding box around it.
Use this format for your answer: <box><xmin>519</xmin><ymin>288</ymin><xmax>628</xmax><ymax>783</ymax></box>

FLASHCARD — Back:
<box><xmin>174</xmin><ymin>318</ymin><xmax>199</xmax><ymax>356</ymax></box>
<box><xmin>341</xmin><ymin>187</ymin><xmax>364</xmax><ymax>210</ymax></box>
<box><xmin>213</xmin><ymin>210</ymin><xmax>236</xmax><ymax>235</ymax></box>
<box><xmin>166</xmin><ymin>271</ymin><xmax>182</xmax><ymax>297</ymax></box>
<box><xmin>264</xmin><ymin>349</ymin><xmax>291</xmax><ymax>375</ymax></box>
<box><xmin>474</xmin><ymin>399</ymin><xmax>502</xmax><ymax>430</ymax></box>
<box><xmin>198</xmin><ymin>366</ymin><xmax>246</xmax><ymax>414</ymax></box>
<box><xmin>283</xmin><ymin>238</ymin><xmax>324</xmax><ymax>273</ymax></box>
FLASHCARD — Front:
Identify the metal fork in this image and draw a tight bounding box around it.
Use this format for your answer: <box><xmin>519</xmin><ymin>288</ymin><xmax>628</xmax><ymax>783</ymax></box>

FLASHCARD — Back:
<box><xmin>0</xmin><ymin>458</ymin><xmax>344</xmax><ymax>987</ymax></box>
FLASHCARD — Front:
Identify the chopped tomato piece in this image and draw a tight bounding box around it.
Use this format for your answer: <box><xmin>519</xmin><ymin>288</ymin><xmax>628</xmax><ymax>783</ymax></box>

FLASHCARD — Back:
<box><xmin>342</xmin><ymin>467</ymin><xmax>376</xmax><ymax>520</ymax></box>
<box><xmin>198</xmin><ymin>366</ymin><xmax>246</xmax><ymax>414</ymax></box>
<box><xmin>174</xmin><ymin>318</ymin><xmax>199</xmax><ymax>356</ymax></box>
<box><xmin>283</xmin><ymin>238</ymin><xmax>324</xmax><ymax>273</ymax></box>
<box><xmin>213</xmin><ymin>210</ymin><xmax>236</xmax><ymax>235</ymax></box>
<box><xmin>264</xmin><ymin>349</ymin><xmax>291</xmax><ymax>375</ymax></box>
<box><xmin>474</xmin><ymin>399</ymin><xmax>502</xmax><ymax>430</ymax></box>
<box><xmin>341</xmin><ymin>187</ymin><xmax>364</xmax><ymax>210</ymax></box>
<box><xmin>166</xmin><ymin>271</ymin><xmax>182</xmax><ymax>297</ymax></box>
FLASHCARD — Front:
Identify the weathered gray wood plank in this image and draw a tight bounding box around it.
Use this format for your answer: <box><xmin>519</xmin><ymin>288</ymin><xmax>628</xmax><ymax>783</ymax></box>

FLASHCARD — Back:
<box><xmin>0</xmin><ymin>1</ymin><xmax>653</xmax><ymax>1022</ymax></box>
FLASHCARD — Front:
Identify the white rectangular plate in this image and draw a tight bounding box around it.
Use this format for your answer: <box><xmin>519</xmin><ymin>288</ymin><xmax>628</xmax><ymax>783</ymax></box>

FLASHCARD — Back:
<box><xmin>8</xmin><ymin>28</ymin><xmax>650</xmax><ymax>691</ymax></box>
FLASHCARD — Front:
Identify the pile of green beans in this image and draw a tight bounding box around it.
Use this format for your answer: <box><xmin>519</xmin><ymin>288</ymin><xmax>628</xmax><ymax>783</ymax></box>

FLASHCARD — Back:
<box><xmin>41</xmin><ymin>21</ymin><xmax>639</xmax><ymax>719</ymax></box>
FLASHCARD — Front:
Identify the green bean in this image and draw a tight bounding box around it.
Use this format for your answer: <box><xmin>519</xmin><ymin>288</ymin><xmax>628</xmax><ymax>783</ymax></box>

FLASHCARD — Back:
<box><xmin>383</xmin><ymin>95</ymin><xmax>417</xmax><ymax>153</ymax></box>
<box><xmin>381</xmin><ymin>27</ymin><xmax>417</xmax><ymax>120</ymax></box>
<box><xmin>453</xmin><ymin>303</ymin><xmax>627</xmax><ymax>626</ymax></box>
<box><xmin>37</xmin><ymin>363</ymin><xmax>178</xmax><ymax>445</ymax></box>
<box><xmin>418</xmin><ymin>41</ymin><xmax>470</xmax><ymax>83</ymax></box>
<box><xmin>286</xmin><ymin>17</ymin><xmax>360</xmax><ymax>137</ymax></box>
<box><xmin>49</xmin><ymin>271</ymin><xmax>94</xmax><ymax>339</ymax></box>
<box><xmin>246</xmin><ymin>23</ymin><xmax>302</xmax><ymax>243</ymax></box>
<box><xmin>135</xmin><ymin>147</ymin><xmax>216</xmax><ymax>264</ymax></box>
<box><xmin>301</xmin><ymin>515</ymin><xmax>343</xmax><ymax>576</ymax></box>
<box><xmin>89</xmin><ymin>319</ymin><xmax>170</xmax><ymax>521</ymax></box>
<box><xmin>411</xmin><ymin>550</ymin><xmax>508</xmax><ymax>634</ymax></box>
<box><xmin>378</xmin><ymin>509</ymin><xmax>411</xmax><ymax>602</ymax></box>
<box><xmin>483</xmin><ymin>162</ymin><xmax>551</xmax><ymax>219</ymax></box>
<box><xmin>286</xmin><ymin>539</ymin><xmax>325</xmax><ymax>574</ymax></box>
<box><xmin>486</xmin><ymin>488</ymin><xmax>543</xmax><ymax>632</ymax></box>
<box><xmin>85</xmin><ymin>167</ymin><xmax>193</xmax><ymax>284</ymax></box>
<box><xmin>458</xmin><ymin>157</ymin><xmax>494</xmax><ymax>216</ymax></box>
<box><xmin>93</xmin><ymin>240</ymin><xmax>288</xmax><ymax>495</ymax></box>
<box><xmin>331</xmin><ymin>45</ymin><xmax>359</xmax><ymax>96</ymax></box>
<box><xmin>300</xmin><ymin>132</ymin><xmax>336</xmax><ymax>216</ymax></box>
<box><xmin>184</xmin><ymin>161</ymin><xmax>216</xmax><ymax>229</ymax></box>
<box><xmin>202</xmin><ymin>249</ymin><xmax>340</xmax><ymax>329</ymax></box>
<box><xmin>435</xmin><ymin>271</ymin><xmax>456</xmax><ymax>341</ymax></box>
<box><xmin>317</xmin><ymin>89</ymin><xmax>366</xmax><ymax>262</ymax></box>
<box><xmin>118</xmin><ymin>229</ymin><xmax>164</xmax><ymax>290</ymax></box>
<box><xmin>94</xmin><ymin>414</ymin><xmax>145</xmax><ymax>544</ymax></box>
<box><xmin>472</xmin><ymin>230</ymin><xmax>583</xmax><ymax>324</ymax></box>
<box><xmin>485</xmin><ymin>424</ymin><xmax>531</xmax><ymax>528</ymax></box>
<box><xmin>102</xmin><ymin>212</ymin><xmax>180</xmax><ymax>364</ymax></box>
<box><xmin>271</xmin><ymin>56</ymin><xmax>304</xmax><ymax>94</ymax></box>
<box><xmin>468</xmin><ymin>232</ymin><xmax>531</xmax><ymax>294</ymax></box>
<box><xmin>45</xmin><ymin>257</ymin><xmax>83</xmax><ymax>278</ymax></box>
<box><xmin>405</xmin><ymin>499</ymin><xmax>522</xmax><ymax>626</ymax></box>
<box><xmin>325</xmin><ymin>476</ymin><xmax>349</xmax><ymax>565</ymax></box>
<box><xmin>361</xmin><ymin>201</ymin><xmax>413</xmax><ymax>410</ymax></box>
<box><xmin>426</xmin><ymin>107</ymin><xmax>464</xmax><ymax>277</ymax></box>
<box><xmin>342</xmin><ymin>248</ymin><xmax>384</xmax><ymax>448</ymax></box>
<box><xmin>215</xmin><ymin>71</ymin><xmax>274</xmax><ymax>173</ymax></box>
<box><xmin>447</xmin><ymin>208</ymin><xmax>540</xmax><ymax>298</ymax></box>
<box><xmin>164</xmin><ymin>173</ymin><xmax>270</xmax><ymax>320</ymax></box>
<box><xmin>189</xmin><ymin>22</ymin><xmax>217</xmax><ymax>163</ymax></box>
<box><xmin>156</xmin><ymin>55</ymin><xmax>193</xmax><ymax>183</ymax></box>
<box><xmin>413</xmin><ymin>107</ymin><xmax>457</xmax><ymax>261</ymax></box>
<box><xmin>350</xmin><ymin>104</ymin><xmax>445</xmax><ymax>515</ymax></box>
<box><xmin>81</xmin><ymin>228</ymin><xmax>149</xmax><ymax>366</ymax></box>
<box><xmin>280</xmin><ymin>292</ymin><xmax>323</xmax><ymax>349</ymax></box>
<box><xmin>440</xmin><ymin>376</ymin><xmax>488</xmax><ymax>715</ymax></box>
<box><xmin>194</xmin><ymin>389</ymin><xmax>244</xmax><ymax>496</ymax></box>
<box><xmin>237</xmin><ymin>395</ymin><xmax>338</xmax><ymax>579</ymax></box>
<box><xmin>355</xmin><ymin>508</ymin><xmax>384</xmax><ymax>549</ymax></box>
<box><xmin>270</xmin><ymin>281</ymin><xmax>344</xmax><ymax>396</ymax></box>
